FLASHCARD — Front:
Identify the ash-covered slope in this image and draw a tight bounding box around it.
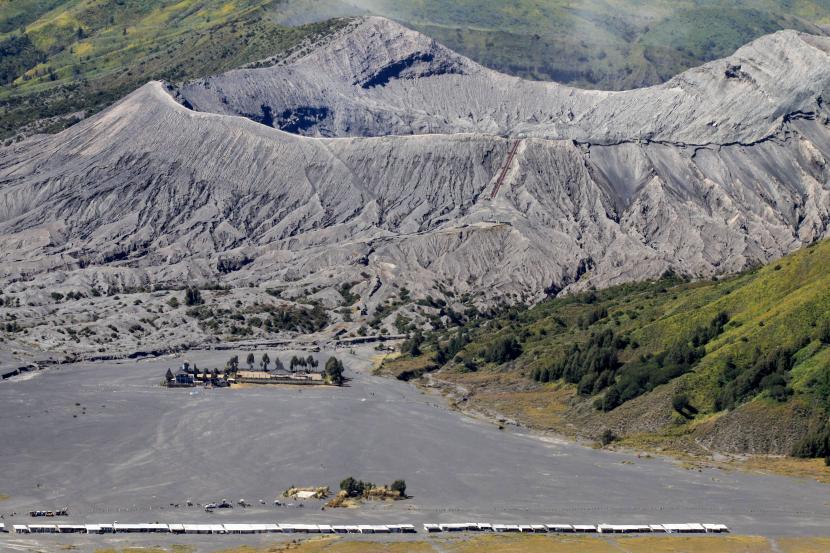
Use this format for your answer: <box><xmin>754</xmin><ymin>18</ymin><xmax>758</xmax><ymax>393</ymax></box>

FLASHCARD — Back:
<box><xmin>178</xmin><ymin>17</ymin><xmax>830</xmax><ymax>145</ymax></box>
<box><xmin>0</xmin><ymin>17</ymin><xmax>829</xmax><ymax>312</ymax></box>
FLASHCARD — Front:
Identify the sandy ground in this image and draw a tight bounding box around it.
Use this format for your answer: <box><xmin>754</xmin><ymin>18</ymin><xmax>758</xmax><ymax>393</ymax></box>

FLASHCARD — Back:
<box><xmin>1</xmin><ymin>344</ymin><xmax>829</xmax><ymax>551</ymax></box>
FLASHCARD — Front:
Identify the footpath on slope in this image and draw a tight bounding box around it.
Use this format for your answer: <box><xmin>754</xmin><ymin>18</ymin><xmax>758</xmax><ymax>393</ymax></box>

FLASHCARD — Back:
<box><xmin>490</xmin><ymin>140</ymin><xmax>522</xmax><ymax>200</ymax></box>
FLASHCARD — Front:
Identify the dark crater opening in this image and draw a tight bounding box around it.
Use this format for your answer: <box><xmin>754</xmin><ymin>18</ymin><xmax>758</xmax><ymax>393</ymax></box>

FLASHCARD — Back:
<box><xmin>359</xmin><ymin>51</ymin><xmax>463</xmax><ymax>89</ymax></box>
<box><xmin>275</xmin><ymin>106</ymin><xmax>331</xmax><ymax>133</ymax></box>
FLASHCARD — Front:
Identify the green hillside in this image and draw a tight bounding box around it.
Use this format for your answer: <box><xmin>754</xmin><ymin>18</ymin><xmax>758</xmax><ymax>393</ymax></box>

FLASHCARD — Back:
<box><xmin>301</xmin><ymin>0</ymin><xmax>830</xmax><ymax>88</ymax></box>
<box><xmin>383</xmin><ymin>239</ymin><xmax>830</xmax><ymax>461</ymax></box>
<box><xmin>0</xmin><ymin>0</ymin><xmax>348</xmax><ymax>140</ymax></box>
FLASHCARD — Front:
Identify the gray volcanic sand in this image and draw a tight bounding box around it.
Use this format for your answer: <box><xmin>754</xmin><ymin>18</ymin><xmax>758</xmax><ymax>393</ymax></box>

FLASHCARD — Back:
<box><xmin>5</xmin><ymin>20</ymin><xmax>830</xmax><ymax>306</ymax></box>
<box><xmin>1</xmin><ymin>345</ymin><xmax>829</xmax><ymax>546</ymax></box>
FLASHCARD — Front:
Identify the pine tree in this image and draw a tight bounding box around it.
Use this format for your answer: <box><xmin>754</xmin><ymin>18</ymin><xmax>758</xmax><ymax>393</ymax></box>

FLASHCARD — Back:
<box><xmin>390</xmin><ymin>480</ymin><xmax>407</xmax><ymax>497</ymax></box>
<box><xmin>184</xmin><ymin>287</ymin><xmax>202</xmax><ymax>306</ymax></box>
<box><xmin>226</xmin><ymin>355</ymin><xmax>239</xmax><ymax>371</ymax></box>
<box><xmin>325</xmin><ymin>356</ymin><xmax>344</xmax><ymax>385</ymax></box>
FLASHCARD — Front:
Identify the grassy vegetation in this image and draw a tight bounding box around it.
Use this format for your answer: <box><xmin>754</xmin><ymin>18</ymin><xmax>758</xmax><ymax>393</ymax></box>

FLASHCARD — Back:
<box><xmin>778</xmin><ymin>537</ymin><xmax>830</xmax><ymax>553</ymax></box>
<box><xmin>213</xmin><ymin>540</ymin><xmax>434</xmax><ymax>553</ymax></box>
<box><xmin>374</xmin><ymin>351</ymin><xmax>437</xmax><ymax>381</ymax></box>
<box><xmin>0</xmin><ymin>0</ymin><xmax>349</xmax><ymax>140</ymax></box>
<box><xmin>329</xmin><ymin>0</ymin><xmax>830</xmax><ymax>89</ymax></box>
<box><xmin>99</xmin><ymin>535</ymin><xmax>830</xmax><ymax>553</ymax></box>
<box><xmin>94</xmin><ymin>546</ymin><xmax>193</xmax><ymax>553</ymax></box>
<box><xmin>736</xmin><ymin>455</ymin><xmax>830</xmax><ymax>485</ymax></box>
<box><xmin>387</xmin><ymin>239</ymin><xmax>830</xmax><ymax>459</ymax></box>
<box><xmin>447</xmin><ymin>534</ymin><xmax>789</xmax><ymax>553</ymax></box>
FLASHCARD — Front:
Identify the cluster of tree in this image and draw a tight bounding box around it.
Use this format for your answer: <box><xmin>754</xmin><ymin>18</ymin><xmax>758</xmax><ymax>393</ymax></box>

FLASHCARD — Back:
<box><xmin>599</xmin><ymin>428</ymin><xmax>617</xmax><ymax>446</ymax></box>
<box><xmin>532</xmin><ymin>328</ymin><xmax>622</xmax><ymax>386</ymax></box>
<box><xmin>597</xmin><ymin>339</ymin><xmax>705</xmax><ymax>412</ymax></box>
<box><xmin>339</xmin><ymin>477</ymin><xmax>406</xmax><ymax>498</ymax></box>
<box><xmin>339</xmin><ymin>477</ymin><xmax>373</xmax><ymax>498</ymax></box>
<box><xmin>416</xmin><ymin>296</ymin><xmax>447</xmax><ymax>309</ymax></box>
<box><xmin>186</xmin><ymin>303</ymin><xmax>329</xmax><ymax>335</ymax></box>
<box><xmin>531</xmin><ymin>313</ymin><xmax>728</xmax><ymax>412</ymax></box>
<box><xmin>578</xmin><ymin>306</ymin><xmax>608</xmax><ymax>330</ymax></box>
<box><xmin>402</xmin><ymin>330</ymin><xmax>424</xmax><ymax>356</ymax></box>
<box><xmin>690</xmin><ymin>312</ymin><xmax>729</xmax><ymax>347</ymax></box>
<box><xmin>0</xmin><ymin>295</ymin><xmax>20</xmax><ymax>307</ymax></box>
<box><xmin>434</xmin><ymin>328</ymin><xmax>469</xmax><ymax>365</ymax></box>
<box><xmin>264</xmin><ymin>304</ymin><xmax>329</xmax><ymax>333</ymax></box>
<box><xmin>338</xmin><ymin>281</ymin><xmax>360</xmax><ymax>306</ymax></box>
<box><xmin>227</xmin><ymin>323</ymin><xmax>253</xmax><ymax>337</ymax></box>
<box><xmin>368</xmin><ymin>298</ymin><xmax>407</xmax><ymax>329</ymax></box>
<box><xmin>671</xmin><ymin>393</ymin><xmax>699</xmax><ymax>419</ymax></box>
<box><xmin>325</xmin><ymin>356</ymin><xmax>345</xmax><ymax>385</ymax></box>
<box><xmin>216</xmin><ymin>256</ymin><xmax>252</xmax><ymax>274</ymax></box>
<box><xmin>715</xmin><ymin>346</ymin><xmax>797</xmax><ymax>410</ymax></box>
<box><xmin>390</xmin><ymin>479</ymin><xmax>407</xmax><ymax>497</ymax></box>
<box><xmin>243</xmin><ymin>352</ymin><xmax>276</xmax><ymax>371</ymax></box>
<box><xmin>819</xmin><ymin>320</ymin><xmax>830</xmax><ymax>345</ymax></box>
<box><xmin>791</xmin><ymin>417</ymin><xmax>830</xmax><ymax>459</ymax></box>
<box><xmin>597</xmin><ymin>313</ymin><xmax>730</xmax><ymax>411</ymax></box>
<box><xmin>482</xmin><ymin>335</ymin><xmax>522</xmax><ymax>364</ymax></box>
<box><xmin>0</xmin><ymin>34</ymin><xmax>46</xmax><ymax>86</ymax></box>
<box><xmin>395</xmin><ymin>304</ymin><xmax>531</xmax><ymax>374</ymax></box>
<box><xmin>50</xmin><ymin>290</ymin><xmax>86</xmax><ymax>302</ymax></box>
<box><xmin>411</xmin><ymin>295</ymin><xmax>470</xmax><ymax>330</ymax></box>
<box><xmin>232</xmin><ymin>353</ymin><xmax>324</xmax><ymax>373</ymax></box>
<box><xmin>184</xmin><ymin>287</ymin><xmax>203</xmax><ymax>306</ymax></box>
<box><xmin>290</xmin><ymin>355</ymin><xmax>319</xmax><ymax>371</ymax></box>
<box><xmin>394</xmin><ymin>314</ymin><xmax>412</xmax><ymax>334</ymax></box>
<box><xmin>441</xmin><ymin>306</ymin><xmax>466</xmax><ymax>328</ymax></box>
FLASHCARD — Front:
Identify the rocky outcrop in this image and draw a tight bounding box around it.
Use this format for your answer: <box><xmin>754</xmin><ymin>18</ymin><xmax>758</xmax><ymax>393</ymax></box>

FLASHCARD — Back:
<box><xmin>0</xmin><ymin>17</ymin><xmax>829</xmax><ymax>308</ymax></box>
<box><xmin>693</xmin><ymin>400</ymin><xmax>815</xmax><ymax>455</ymax></box>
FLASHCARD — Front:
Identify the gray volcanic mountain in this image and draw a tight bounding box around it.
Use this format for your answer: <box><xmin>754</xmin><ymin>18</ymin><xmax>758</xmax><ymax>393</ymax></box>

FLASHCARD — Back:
<box><xmin>1</xmin><ymin>16</ymin><xmax>830</xmax><ymax>309</ymax></box>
